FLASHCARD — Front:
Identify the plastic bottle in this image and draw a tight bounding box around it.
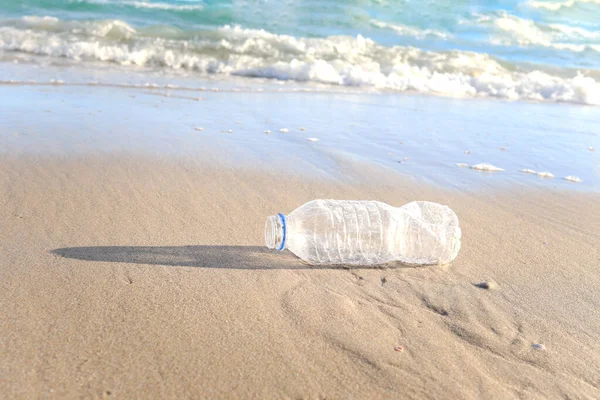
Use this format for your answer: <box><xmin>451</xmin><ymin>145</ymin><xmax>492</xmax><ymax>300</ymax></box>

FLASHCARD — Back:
<box><xmin>265</xmin><ymin>200</ymin><xmax>461</xmax><ymax>266</ymax></box>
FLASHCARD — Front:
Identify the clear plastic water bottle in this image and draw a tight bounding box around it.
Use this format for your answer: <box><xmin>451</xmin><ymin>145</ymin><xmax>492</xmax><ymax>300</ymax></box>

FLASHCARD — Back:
<box><xmin>265</xmin><ymin>200</ymin><xmax>461</xmax><ymax>266</ymax></box>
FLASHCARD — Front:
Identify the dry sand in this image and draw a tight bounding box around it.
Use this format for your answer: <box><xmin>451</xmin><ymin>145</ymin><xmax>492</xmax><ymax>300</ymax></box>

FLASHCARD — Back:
<box><xmin>1</xmin><ymin>154</ymin><xmax>599</xmax><ymax>399</ymax></box>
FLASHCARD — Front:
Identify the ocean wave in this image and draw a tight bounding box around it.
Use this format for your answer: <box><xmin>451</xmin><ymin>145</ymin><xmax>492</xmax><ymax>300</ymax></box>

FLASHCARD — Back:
<box><xmin>369</xmin><ymin>19</ymin><xmax>451</xmax><ymax>39</ymax></box>
<box><xmin>69</xmin><ymin>0</ymin><xmax>204</xmax><ymax>11</ymax></box>
<box><xmin>19</xmin><ymin>15</ymin><xmax>138</xmax><ymax>38</ymax></box>
<box><xmin>0</xmin><ymin>17</ymin><xmax>599</xmax><ymax>105</ymax></box>
<box><xmin>471</xmin><ymin>12</ymin><xmax>600</xmax><ymax>52</ymax></box>
<box><xmin>527</xmin><ymin>0</ymin><xmax>600</xmax><ymax>11</ymax></box>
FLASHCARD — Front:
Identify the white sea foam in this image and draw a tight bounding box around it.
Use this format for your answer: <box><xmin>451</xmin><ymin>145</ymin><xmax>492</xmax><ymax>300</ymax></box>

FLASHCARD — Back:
<box><xmin>1</xmin><ymin>18</ymin><xmax>599</xmax><ymax>105</ymax></box>
<box><xmin>537</xmin><ymin>171</ymin><xmax>555</xmax><ymax>178</ymax></box>
<box><xmin>473</xmin><ymin>12</ymin><xmax>600</xmax><ymax>53</ymax></box>
<box><xmin>470</xmin><ymin>163</ymin><xmax>504</xmax><ymax>172</ymax></box>
<box><xmin>124</xmin><ymin>1</ymin><xmax>204</xmax><ymax>10</ymax></box>
<box><xmin>527</xmin><ymin>0</ymin><xmax>600</xmax><ymax>10</ymax></box>
<box><xmin>528</xmin><ymin>0</ymin><xmax>575</xmax><ymax>10</ymax></box>
<box><xmin>370</xmin><ymin>19</ymin><xmax>450</xmax><ymax>39</ymax></box>
<box><xmin>521</xmin><ymin>168</ymin><xmax>537</xmax><ymax>174</ymax></box>
<box><xmin>564</xmin><ymin>175</ymin><xmax>582</xmax><ymax>182</ymax></box>
<box><xmin>70</xmin><ymin>0</ymin><xmax>204</xmax><ymax>11</ymax></box>
<box><xmin>18</xmin><ymin>15</ymin><xmax>137</xmax><ymax>38</ymax></box>
<box><xmin>22</xmin><ymin>16</ymin><xmax>60</xmax><ymax>23</ymax></box>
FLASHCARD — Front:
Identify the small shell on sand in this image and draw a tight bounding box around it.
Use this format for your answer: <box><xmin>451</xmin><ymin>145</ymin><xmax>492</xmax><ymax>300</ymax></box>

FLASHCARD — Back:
<box><xmin>521</xmin><ymin>169</ymin><xmax>536</xmax><ymax>174</ymax></box>
<box><xmin>394</xmin><ymin>346</ymin><xmax>405</xmax><ymax>352</ymax></box>
<box><xmin>537</xmin><ymin>172</ymin><xmax>554</xmax><ymax>178</ymax></box>
<box><xmin>456</xmin><ymin>163</ymin><xmax>469</xmax><ymax>168</ymax></box>
<box><xmin>307</xmin><ymin>138</ymin><xmax>319</xmax><ymax>142</ymax></box>
<box><xmin>280</xmin><ymin>128</ymin><xmax>289</xmax><ymax>133</ymax></box>
<box><xmin>470</xmin><ymin>163</ymin><xmax>504</xmax><ymax>172</ymax></box>
<box><xmin>194</xmin><ymin>127</ymin><xmax>204</xmax><ymax>131</ymax></box>
<box><xmin>564</xmin><ymin>176</ymin><xmax>582</xmax><ymax>183</ymax></box>
<box><xmin>464</xmin><ymin>150</ymin><xmax>471</xmax><ymax>154</ymax></box>
<box><xmin>532</xmin><ymin>343</ymin><xmax>546</xmax><ymax>351</ymax></box>
<box><xmin>264</xmin><ymin>130</ymin><xmax>271</xmax><ymax>134</ymax></box>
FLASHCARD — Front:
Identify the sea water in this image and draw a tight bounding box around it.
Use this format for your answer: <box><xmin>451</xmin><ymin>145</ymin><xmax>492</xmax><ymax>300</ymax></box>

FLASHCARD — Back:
<box><xmin>1</xmin><ymin>0</ymin><xmax>599</xmax><ymax>104</ymax></box>
<box><xmin>0</xmin><ymin>0</ymin><xmax>598</xmax><ymax>190</ymax></box>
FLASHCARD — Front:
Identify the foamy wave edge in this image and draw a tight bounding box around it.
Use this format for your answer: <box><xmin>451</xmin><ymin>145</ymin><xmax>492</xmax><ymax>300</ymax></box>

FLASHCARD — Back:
<box><xmin>1</xmin><ymin>18</ymin><xmax>599</xmax><ymax>105</ymax></box>
<box><xmin>527</xmin><ymin>0</ymin><xmax>600</xmax><ymax>11</ymax></box>
<box><xmin>69</xmin><ymin>0</ymin><xmax>205</xmax><ymax>11</ymax></box>
<box><xmin>470</xmin><ymin>11</ymin><xmax>600</xmax><ymax>53</ymax></box>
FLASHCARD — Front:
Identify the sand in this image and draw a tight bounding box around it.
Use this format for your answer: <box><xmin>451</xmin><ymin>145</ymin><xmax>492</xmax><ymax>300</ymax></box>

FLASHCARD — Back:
<box><xmin>1</xmin><ymin>154</ymin><xmax>599</xmax><ymax>399</ymax></box>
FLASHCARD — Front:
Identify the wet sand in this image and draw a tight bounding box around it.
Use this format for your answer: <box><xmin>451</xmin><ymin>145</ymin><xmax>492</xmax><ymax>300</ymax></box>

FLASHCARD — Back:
<box><xmin>2</xmin><ymin>76</ymin><xmax>599</xmax><ymax>191</ymax></box>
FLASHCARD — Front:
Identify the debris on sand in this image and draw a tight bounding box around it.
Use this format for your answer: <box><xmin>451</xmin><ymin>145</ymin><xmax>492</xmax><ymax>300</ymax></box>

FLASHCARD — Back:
<box><xmin>564</xmin><ymin>176</ymin><xmax>581</xmax><ymax>183</ymax></box>
<box><xmin>474</xmin><ymin>280</ymin><xmax>498</xmax><ymax>290</ymax></box>
<box><xmin>537</xmin><ymin>172</ymin><xmax>554</xmax><ymax>178</ymax></box>
<box><xmin>470</xmin><ymin>163</ymin><xmax>504</xmax><ymax>172</ymax></box>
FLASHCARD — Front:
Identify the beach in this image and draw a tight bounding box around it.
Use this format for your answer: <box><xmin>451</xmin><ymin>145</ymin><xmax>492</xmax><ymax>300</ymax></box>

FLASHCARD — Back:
<box><xmin>2</xmin><ymin>0</ymin><xmax>600</xmax><ymax>397</ymax></box>
<box><xmin>1</xmin><ymin>83</ymin><xmax>600</xmax><ymax>398</ymax></box>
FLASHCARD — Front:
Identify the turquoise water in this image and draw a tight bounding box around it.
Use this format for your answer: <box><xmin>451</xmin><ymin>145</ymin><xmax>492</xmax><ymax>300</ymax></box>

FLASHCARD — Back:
<box><xmin>1</xmin><ymin>0</ymin><xmax>600</xmax><ymax>103</ymax></box>
<box><xmin>4</xmin><ymin>0</ymin><xmax>600</xmax><ymax>67</ymax></box>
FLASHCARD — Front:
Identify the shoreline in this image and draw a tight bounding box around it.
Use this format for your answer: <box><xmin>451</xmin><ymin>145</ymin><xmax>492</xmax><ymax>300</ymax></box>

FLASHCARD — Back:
<box><xmin>2</xmin><ymin>77</ymin><xmax>598</xmax><ymax>192</ymax></box>
<box><xmin>3</xmin><ymin>60</ymin><xmax>600</xmax><ymax>105</ymax></box>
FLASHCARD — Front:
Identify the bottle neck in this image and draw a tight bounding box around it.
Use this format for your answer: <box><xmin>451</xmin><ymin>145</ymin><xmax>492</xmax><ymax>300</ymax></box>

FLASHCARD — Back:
<box><xmin>265</xmin><ymin>213</ymin><xmax>287</xmax><ymax>251</ymax></box>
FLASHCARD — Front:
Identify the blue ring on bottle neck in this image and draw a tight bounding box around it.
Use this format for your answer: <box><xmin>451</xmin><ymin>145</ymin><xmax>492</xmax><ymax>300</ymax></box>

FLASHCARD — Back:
<box><xmin>277</xmin><ymin>213</ymin><xmax>286</xmax><ymax>251</ymax></box>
